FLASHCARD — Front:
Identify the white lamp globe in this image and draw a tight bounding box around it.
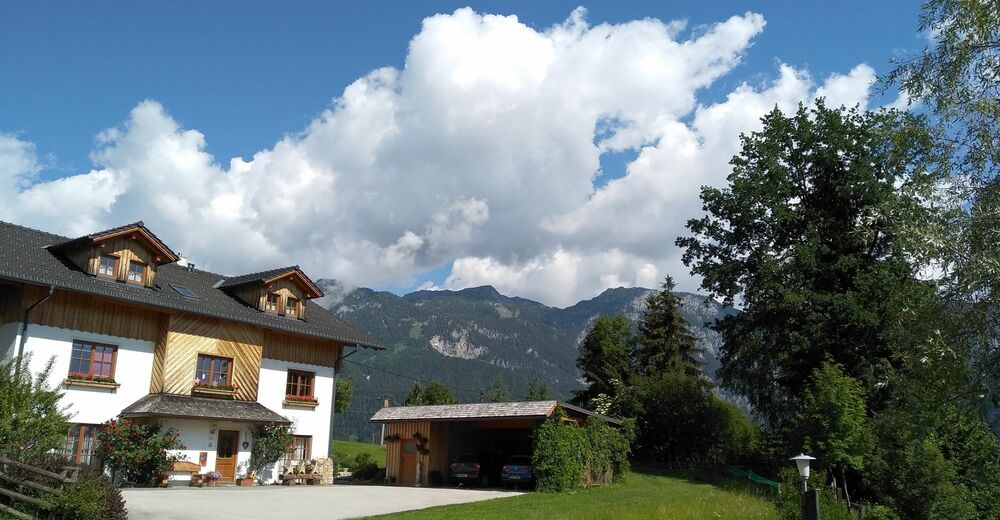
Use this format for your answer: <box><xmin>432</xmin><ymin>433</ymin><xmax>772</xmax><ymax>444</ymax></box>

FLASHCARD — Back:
<box><xmin>790</xmin><ymin>453</ymin><xmax>816</xmax><ymax>479</ymax></box>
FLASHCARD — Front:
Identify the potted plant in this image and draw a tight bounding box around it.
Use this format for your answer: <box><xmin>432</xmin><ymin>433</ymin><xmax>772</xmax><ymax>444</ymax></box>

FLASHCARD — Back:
<box><xmin>204</xmin><ymin>471</ymin><xmax>222</xmax><ymax>487</ymax></box>
<box><xmin>304</xmin><ymin>459</ymin><xmax>316</xmax><ymax>474</ymax></box>
<box><xmin>292</xmin><ymin>464</ymin><xmax>302</xmax><ymax>475</ymax></box>
<box><xmin>236</xmin><ymin>462</ymin><xmax>255</xmax><ymax>486</ymax></box>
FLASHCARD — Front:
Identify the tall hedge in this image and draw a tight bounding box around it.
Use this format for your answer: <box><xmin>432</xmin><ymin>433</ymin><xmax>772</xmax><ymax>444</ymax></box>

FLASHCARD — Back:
<box><xmin>532</xmin><ymin>410</ymin><xmax>633</xmax><ymax>492</ymax></box>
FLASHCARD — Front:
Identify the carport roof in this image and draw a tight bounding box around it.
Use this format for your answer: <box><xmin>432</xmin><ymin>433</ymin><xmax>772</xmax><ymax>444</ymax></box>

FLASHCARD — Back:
<box><xmin>370</xmin><ymin>400</ymin><xmax>621</xmax><ymax>425</ymax></box>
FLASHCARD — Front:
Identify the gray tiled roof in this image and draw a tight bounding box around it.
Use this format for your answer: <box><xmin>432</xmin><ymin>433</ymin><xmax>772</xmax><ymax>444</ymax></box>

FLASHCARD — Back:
<box><xmin>217</xmin><ymin>266</ymin><xmax>307</xmax><ymax>289</ymax></box>
<box><xmin>0</xmin><ymin>220</ymin><xmax>380</xmax><ymax>349</ymax></box>
<box><xmin>53</xmin><ymin>220</ymin><xmax>178</xmax><ymax>262</ymax></box>
<box><xmin>121</xmin><ymin>393</ymin><xmax>290</xmax><ymax>424</ymax></box>
<box><xmin>370</xmin><ymin>401</ymin><xmax>559</xmax><ymax>422</ymax></box>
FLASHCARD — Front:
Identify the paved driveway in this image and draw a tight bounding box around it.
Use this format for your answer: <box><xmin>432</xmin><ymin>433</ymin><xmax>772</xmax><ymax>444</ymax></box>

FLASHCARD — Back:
<box><xmin>122</xmin><ymin>485</ymin><xmax>521</xmax><ymax>519</ymax></box>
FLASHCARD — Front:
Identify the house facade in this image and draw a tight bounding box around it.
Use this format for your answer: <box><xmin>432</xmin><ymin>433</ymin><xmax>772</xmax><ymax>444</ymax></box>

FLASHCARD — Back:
<box><xmin>0</xmin><ymin>221</ymin><xmax>380</xmax><ymax>484</ymax></box>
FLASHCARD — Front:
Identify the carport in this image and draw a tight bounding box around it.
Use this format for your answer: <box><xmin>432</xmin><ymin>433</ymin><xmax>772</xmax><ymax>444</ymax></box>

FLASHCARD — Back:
<box><xmin>370</xmin><ymin>400</ymin><xmax>618</xmax><ymax>487</ymax></box>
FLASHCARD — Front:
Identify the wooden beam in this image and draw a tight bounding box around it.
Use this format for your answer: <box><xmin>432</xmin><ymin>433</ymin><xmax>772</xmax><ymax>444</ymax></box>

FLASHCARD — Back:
<box><xmin>0</xmin><ymin>471</ymin><xmax>58</xmax><ymax>494</ymax></box>
<box><xmin>0</xmin><ymin>503</ymin><xmax>32</xmax><ymax>520</ymax></box>
<box><xmin>0</xmin><ymin>486</ymin><xmax>51</xmax><ymax>509</ymax></box>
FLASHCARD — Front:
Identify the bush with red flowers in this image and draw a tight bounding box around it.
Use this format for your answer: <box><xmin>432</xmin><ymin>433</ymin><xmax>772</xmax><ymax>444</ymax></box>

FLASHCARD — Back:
<box><xmin>96</xmin><ymin>419</ymin><xmax>185</xmax><ymax>486</ymax></box>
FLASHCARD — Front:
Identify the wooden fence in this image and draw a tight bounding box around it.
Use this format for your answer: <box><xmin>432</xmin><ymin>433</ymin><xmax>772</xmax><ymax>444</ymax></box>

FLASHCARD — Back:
<box><xmin>0</xmin><ymin>456</ymin><xmax>78</xmax><ymax>520</ymax></box>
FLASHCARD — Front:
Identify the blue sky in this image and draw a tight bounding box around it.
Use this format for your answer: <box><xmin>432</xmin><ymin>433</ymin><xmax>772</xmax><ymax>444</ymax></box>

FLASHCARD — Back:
<box><xmin>0</xmin><ymin>2</ymin><xmax>926</xmax><ymax>304</ymax></box>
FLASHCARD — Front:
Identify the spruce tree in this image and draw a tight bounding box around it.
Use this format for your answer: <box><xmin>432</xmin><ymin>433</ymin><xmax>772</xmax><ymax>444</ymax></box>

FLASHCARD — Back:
<box><xmin>636</xmin><ymin>277</ymin><xmax>705</xmax><ymax>382</ymax></box>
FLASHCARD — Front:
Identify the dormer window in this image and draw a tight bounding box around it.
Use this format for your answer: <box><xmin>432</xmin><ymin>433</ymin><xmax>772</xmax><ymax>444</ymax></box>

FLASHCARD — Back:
<box><xmin>285</xmin><ymin>297</ymin><xmax>299</xmax><ymax>318</ymax></box>
<box><xmin>265</xmin><ymin>293</ymin><xmax>280</xmax><ymax>314</ymax></box>
<box><xmin>127</xmin><ymin>260</ymin><xmax>146</xmax><ymax>284</ymax></box>
<box><xmin>98</xmin><ymin>255</ymin><xmax>118</xmax><ymax>278</ymax></box>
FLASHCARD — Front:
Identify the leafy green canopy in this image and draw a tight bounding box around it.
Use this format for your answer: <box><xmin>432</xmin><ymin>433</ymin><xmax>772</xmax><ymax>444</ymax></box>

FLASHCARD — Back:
<box><xmin>572</xmin><ymin>314</ymin><xmax>636</xmax><ymax>405</ymax></box>
<box><xmin>249</xmin><ymin>424</ymin><xmax>294</xmax><ymax>479</ymax></box>
<box><xmin>678</xmin><ymin>102</ymin><xmax>944</xmax><ymax>428</ymax></box>
<box><xmin>97</xmin><ymin>420</ymin><xmax>184</xmax><ymax>486</ymax></box>
<box><xmin>885</xmin><ymin>0</ymin><xmax>1000</xmax><ymax>418</ymax></box>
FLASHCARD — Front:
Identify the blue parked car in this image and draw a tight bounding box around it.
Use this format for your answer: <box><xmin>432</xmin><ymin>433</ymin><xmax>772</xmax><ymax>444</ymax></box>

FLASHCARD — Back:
<box><xmin>501</xmin><ymin>455</ymin><xmax>534</xmax><ymax>488</ymax></box>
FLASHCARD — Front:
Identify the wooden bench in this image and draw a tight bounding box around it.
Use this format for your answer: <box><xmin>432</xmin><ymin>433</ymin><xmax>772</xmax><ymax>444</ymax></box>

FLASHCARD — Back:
<box><xmin>165</xmin><ymin>461</ymin><xmax>203</xmax><ymax>487</ymax></box>
<box><xmin>279</xmin><ymin>473</ymin><xmax>322</xmax><ymax>485</ymax></box>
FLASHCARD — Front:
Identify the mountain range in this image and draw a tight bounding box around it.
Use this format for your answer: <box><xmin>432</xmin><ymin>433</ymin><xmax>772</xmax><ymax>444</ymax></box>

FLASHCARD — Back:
<box><xmin>323</xmin><ymin>282</ymin><xmax>735</xmax><ymax>442</ymax></box>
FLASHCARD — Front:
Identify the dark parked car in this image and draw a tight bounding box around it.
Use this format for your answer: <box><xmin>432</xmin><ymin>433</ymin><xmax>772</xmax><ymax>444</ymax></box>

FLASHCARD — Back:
<box><xmin>449</xmin><ymin>453</ymin><xmax>501</xmax><ymax>487</ymax></box>
<box><xmin>501</xmin><ymin>455</ymin><xmax>535</xmax><ymax>487</ymax></box>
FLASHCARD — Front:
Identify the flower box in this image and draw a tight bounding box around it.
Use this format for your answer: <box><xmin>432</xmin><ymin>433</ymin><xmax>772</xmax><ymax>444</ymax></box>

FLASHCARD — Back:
<box><xmin>192</xmin><ymin>382</ymin><xmax>237</xmax><ymax>398</ymax></box>
<box><xmin>63</xmin><ymin>374</ymin><xmax>120</xmax><ymax>390</ymax></box>
<box><xmin>283</xmin><ymin>395</ymin><xmax>319</xmax><ymax>409</ymax></box>
<box><xmin>236</xmin><ymin>477</ymin><xmax>254</xmax><ymax>487</ymax></box>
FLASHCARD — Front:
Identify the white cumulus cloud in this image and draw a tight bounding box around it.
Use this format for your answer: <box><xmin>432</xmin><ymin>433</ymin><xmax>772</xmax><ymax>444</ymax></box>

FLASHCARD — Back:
<box><xmin>1</xmin><ymin>7</ymin><xmax>878</xmax><ymax>306</ymax></box>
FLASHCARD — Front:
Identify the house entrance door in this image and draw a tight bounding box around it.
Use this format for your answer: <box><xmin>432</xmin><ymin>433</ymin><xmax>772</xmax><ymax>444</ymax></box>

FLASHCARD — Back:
<box><xmin>216</xmin><ymin>430</ymin><xmax>239</xmax><ymax>483</ymax></box>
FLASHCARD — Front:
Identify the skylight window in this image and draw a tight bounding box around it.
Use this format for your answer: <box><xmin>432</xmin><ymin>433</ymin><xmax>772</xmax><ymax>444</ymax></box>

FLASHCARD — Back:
<box><xmin>170</xmin><ymin>284</ymin><xmax>199</xmax><ymax>299</ymax></box>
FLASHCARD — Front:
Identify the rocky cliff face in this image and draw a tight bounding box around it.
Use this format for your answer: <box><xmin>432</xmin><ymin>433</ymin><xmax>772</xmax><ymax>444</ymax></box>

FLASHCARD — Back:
<box><xmin>323</xmin><ymin>281</ymin><xmax>734</xmax><ymax>441</ymax></box>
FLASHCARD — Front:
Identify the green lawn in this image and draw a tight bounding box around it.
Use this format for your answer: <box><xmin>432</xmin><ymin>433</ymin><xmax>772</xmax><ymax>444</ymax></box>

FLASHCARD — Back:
<box><xmin>331</xmin><ymin>439</ymin><xmax>387</xmax><ymax>468</ymax></box>
<box><xmin>368</xmin><ymin>471</ymin><xmax>778</xmax><ymax>520</ymax></box>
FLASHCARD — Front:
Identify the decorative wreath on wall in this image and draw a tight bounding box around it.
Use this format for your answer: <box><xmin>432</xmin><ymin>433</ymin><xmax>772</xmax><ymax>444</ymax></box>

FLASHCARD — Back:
<box><xmin>411</xmin><ymin>432</ymin><xmax>430</xmax><ymax>454</ymax></box>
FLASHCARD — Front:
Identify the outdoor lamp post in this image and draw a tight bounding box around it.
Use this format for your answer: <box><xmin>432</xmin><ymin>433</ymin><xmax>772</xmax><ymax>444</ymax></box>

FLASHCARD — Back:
<box><xmin>790</xmin><ymin>453</ymin><xmax>815</xmax><ymax>491</ymax></box>
<box><xmin>790</xmin><ymin>453</ymin><xmax>819</xmax><ymax>520</ymax></box>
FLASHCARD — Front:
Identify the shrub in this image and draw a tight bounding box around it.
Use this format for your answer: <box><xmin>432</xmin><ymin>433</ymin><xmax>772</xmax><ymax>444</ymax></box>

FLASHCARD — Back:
<box><xmin>249</xmin><ymin>424</ymin><xmax>294</xmax><ymax>481</ymax></box>
<box><xmin>96</xmin><ymin>419</ymin><xmax>184</xmax><ymax>486</ymax></box>
<box><xmin>49</xmin><ymin>469</ymin><xmax>127</xmax><ymax>520</ymax></box>
<box><xmin>774</xmin><ymin>468</ymin><xmax>855</xmax><ymax>520</ymax></box>
<box><xmin>532</xmin><ymin>410</ymin><xmax>633</xmax><ymax>492</ymax></box>
<box><xmin>0</xmin><ymin>354</ymin><xmax>70</xmax><ymax>460</ymax></box>
<box><xmin>351</xmin><ymin>452</ymin><xmax>379</xmax><ymax>481</ymax></box>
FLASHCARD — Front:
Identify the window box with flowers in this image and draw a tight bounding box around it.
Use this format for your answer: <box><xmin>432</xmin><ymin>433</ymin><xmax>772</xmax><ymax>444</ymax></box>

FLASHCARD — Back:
<box><xmin>282</xmin><ymin>394</ymin><xmax>319</xmax><ymax>409</ymax></box>
<box><xmin>63</xmin><ymin>371</ymin><xmax>120</xmax><ymax>390</ymax></box>
<box><xmin>191</xmin><ymin>380</ymin><xmax>238</xmax><ymax>399</ymax></box>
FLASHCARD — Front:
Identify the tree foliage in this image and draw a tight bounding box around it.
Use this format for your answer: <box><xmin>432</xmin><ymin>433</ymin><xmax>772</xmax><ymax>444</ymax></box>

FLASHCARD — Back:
<box><xmin>524</xmin><ymin>378</ymin><xmax>552</xmax><ymax>400</ymax></box>
<box><xmin>0</xmin><ymin>354</ymin><xmax>69</xmax><ymax>460</ymax></box>
<box><xmin>795</xmin><ymin>362</ymin><xmax>873</xmax><ymax>505</ymax></box>
<box><xmin>486</xmin><ymin>375</ymin><xmax>509</xmax><ymax>402</ymax></box>
<box><xmin>615</xmin><ymin>371</ymin><xmax>756</xmax><ymax>467</ymax></box>
<box><xmin>678</xmin><ymin>102</ymin><xmax>944</xmax><ymax>428</ymax></box>
<box><xmin>572</xmin><ymin>314</ymin><xmax>636</xmax><ymax>405</ymax></box>
<box><xmin>404</xmin><ymin>380</ymin><xmax>457</xmax><ymax>405</ymax></box>
<box><xmin>335</xmin><ymin>376</ymin><xmax>353</xmax><ymax>414</ymax></box>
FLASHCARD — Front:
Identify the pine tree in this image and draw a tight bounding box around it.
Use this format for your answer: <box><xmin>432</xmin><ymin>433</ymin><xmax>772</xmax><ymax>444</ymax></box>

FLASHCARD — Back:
<box><xmin>636</xmin><ymin>277</ymin><xmax>705</xmax><ymax>382</ymax></box>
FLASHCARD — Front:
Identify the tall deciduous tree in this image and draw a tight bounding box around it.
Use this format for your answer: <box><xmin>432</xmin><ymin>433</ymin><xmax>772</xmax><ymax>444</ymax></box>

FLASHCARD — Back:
<box><xmin>885</xmin><ymin>0</ymin><xmax>1000</xmax><ymax>418</ymax></box>
<box><xmin>572</xmin><ymin>314</ymin><xmax>636</xmax><ymax>405</ymax></box>
<box><xmin>637</xmin><ymin>277</ymin><xmax>705</xmax><ymax>382</ymax></box>
<box><xmin>677</xmin><ymin>102</ymin><xmax>943</xmax><ymax>428</ymax></box>
<box><xmin>334</xmin><ymin>376</ymin><xmax>353</xmax><ymax>414</ymax></box>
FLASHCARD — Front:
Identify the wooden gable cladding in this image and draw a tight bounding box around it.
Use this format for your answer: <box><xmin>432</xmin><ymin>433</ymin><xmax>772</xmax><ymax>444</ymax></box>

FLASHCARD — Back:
<box><xmin>60</xmin><ymin>235</ymin><xmax>161</xmax><ymax>288</ymax></box>
<box><xmin>153</xmin><ymin>313</ymin><xmax>264</xmax><ymax>401</ymax></box>
<box><xmin>262</xmin><ymin>331</ymin><xmax>341</xmax><ymax>368</ymax></box>
<box><xmin>15</xmin><ymin>284</ymin><xmax>160</xmax><ymax>341</ymax></box>
<box><xmin>233</xmin><ymin>277</ymin><xmax>310</xmax><ymax>319</ymax></box>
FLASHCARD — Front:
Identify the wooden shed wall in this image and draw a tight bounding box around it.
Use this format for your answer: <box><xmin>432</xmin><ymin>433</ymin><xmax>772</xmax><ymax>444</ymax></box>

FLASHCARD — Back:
<box><xmin>384</xmin><ymin>421</ymin><xmax>431</xmax><ymax>486</ymax></box>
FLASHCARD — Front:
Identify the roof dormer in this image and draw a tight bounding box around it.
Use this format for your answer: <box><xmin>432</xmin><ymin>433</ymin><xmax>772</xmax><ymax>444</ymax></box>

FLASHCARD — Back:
<box><xmin>50</xmin><ymin>221</ymin><xmax>178</xmax><ymax>288</ymax></box>
<box><xmin>219</xmin><ymin>266</ymin><xmax>323</xmax><ymax>319</ymax></box>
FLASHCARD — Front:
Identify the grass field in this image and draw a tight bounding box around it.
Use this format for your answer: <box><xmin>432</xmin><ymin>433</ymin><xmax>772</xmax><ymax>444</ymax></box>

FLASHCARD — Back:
<box><xmin>368</xmin><ymin>471</ymin><xmax>778</xmax><ymax>520</ymax></box>
<box><xmin>331</xmin><ymin>439</ymin><xmax>387</xmax><ymax>468</ymax></box>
